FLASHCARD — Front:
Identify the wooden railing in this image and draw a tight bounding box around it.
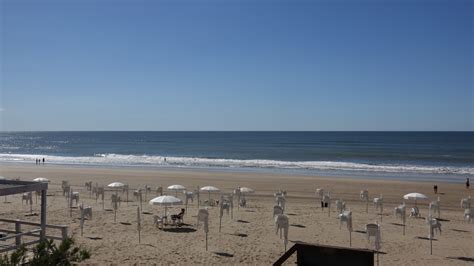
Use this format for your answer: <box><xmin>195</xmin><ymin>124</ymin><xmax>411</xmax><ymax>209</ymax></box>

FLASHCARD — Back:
<box><xmin>0</xmin><ymin>218</ymin><xmax>68</xmax><ymax>252</ymax></box>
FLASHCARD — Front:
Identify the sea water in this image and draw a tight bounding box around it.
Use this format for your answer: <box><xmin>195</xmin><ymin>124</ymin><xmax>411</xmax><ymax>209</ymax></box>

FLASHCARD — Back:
<box><xmin>0</xmin><ymin>131</ymin><xmax>472</xmax><ymax>182</ymax></box>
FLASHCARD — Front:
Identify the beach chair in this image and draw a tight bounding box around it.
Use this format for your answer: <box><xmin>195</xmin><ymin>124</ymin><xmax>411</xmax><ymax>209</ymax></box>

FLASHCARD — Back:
<box><xmin>153</xmin><ymin>215</ymin><xmax>165</xmax><ymax>229</ymax></box>
<box><xmin>336</xmin><ymin>199</ymin><xmax>346</xmax><ymax>215</ymax></box>
<box><xmin>273</xmin><ymin>205</ymin><xmax>284</xmax><ymax>217</ymax></box>
<box><xmin>85</xmin><ymin>181</ymin><xmax>93</xmax><ymax>191</ymax></box>
<box><xmin>171</xmin><ymin>209</ymin><xmax>185</xmax><ymax>227</ymax></box>
<box><xmin>464</xmin><ymin>208</ymin><xmax>472</xmax><ymax>223</ymax></box>
<box><xmin>365</xmin><ymin>223</ymin><xmax>381</xmax><ymax>251</ymax></box>
<box><xmin>373</xmin><ymin>195</ymin><xmax>383</xmax><ymax>213</ymax></box>
<box><xmin>275</xmin><ymin>195</ymin><xmax>286</xmax><ymax>211</ymax></box>
<box><xmin>426</xmin><ymin>216</ymin><xmax>442</xmax><ymax>238</ymax></box>
<box><xmin>71</xmin><ymin>192</ymin><xmax>80</xmax><ymax>206</ymax></box>
<box><xmin>80</xmin><ymin>204</ymin><xmax>93</xmax><ymax>220</ymax></box>
<box><xmin>21</xmin><ymin>192</ymin><xmax>33</xmax><ymax>205</ymax></box>
<box><xmin>394</xmin><ymin>203</ymin><xmax>406</xmax><ymax>222</ymax></box>
<box><xmin>410</xmin><ymin>206</ymin><xmax>420</xmax><ymax>218</ymax></box>
<box><xmin>275</xmin><ymin>214</ymin><xmax>289</xmax><ymax>239</ymax></box>
<box><xmin>429</xmin><ymin>197</ymin><xmax>441</xmax><ymax>217</ymax></box>
<box><xmin>239</xmin><ymin>198</ymin><xmax>247</xmax><ymax>207</ymax></box>
<box><xmin>461</xmin><ymin>196</ymin><xmax>471</xmax><ymax>209</ymax></box>
<box><xmin>339</xmin><ymin>210</ymin><xmax>352</xmax><ymax>231</ymax></box>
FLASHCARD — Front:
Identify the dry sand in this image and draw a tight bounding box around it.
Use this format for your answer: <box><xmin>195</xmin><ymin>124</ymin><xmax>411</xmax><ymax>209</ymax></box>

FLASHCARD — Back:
<box><xmin>0</xmin><ymin>164</ymin><xmax>472</xmax><ymax>265</ymax></box>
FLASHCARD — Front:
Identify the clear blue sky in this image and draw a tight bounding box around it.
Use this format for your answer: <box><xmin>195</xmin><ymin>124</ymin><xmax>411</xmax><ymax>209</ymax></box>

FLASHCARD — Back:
<box><xmin>1</xmin><ymin>0</ymin><xmax>472</xmax><ymax>131</ymax></box>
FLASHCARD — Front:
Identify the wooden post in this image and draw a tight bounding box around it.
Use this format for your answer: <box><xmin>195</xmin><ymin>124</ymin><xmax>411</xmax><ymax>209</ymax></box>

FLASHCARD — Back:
<box><xmin>403</xmin><ymin>219</ymin><xmax>406</xmax><ymax>236</ymax></box>
<box><xmin>219</xmin><ymin>216</ymin><xmax>222</xmax><ymax>233</ymax></box>
<box><xmin>137</xmin><ymin>207</ymin><xmax>141</xmax><ymax>244</ymax></box>
<box><xmin>430</xmin><ymin>237</ymin><xmax>432</xmax><ymax>255</ymax></box>
<box><xmin>80</xmin><ymin>207</ymin><xmax>84</xmax><ymax>236</ymax></box>
<box><xmin>40</xmin><ymin>189</ymin><xmax>47</xmax><ymax>241</ymax></box>
<box><xmin>126</xmin><ymin>186</ymin><xmax>129</xmax><ymax>206</ymax></box>
<box><xmin>69</xmin><ymin>187</ymin><xmax>73</xmax><ymax>218</ymax></box>
<box><xmin>29</xmin><ymin>195</ymin><xmax>33</xmax><ymax>214</ymax></box>
<box><xmin>349</xmin><ymin>231</ymin><xmax>352</xmax><ymax>247</ymax></box>
<box><xmin>197</xmin><ymin>186</ymin><xmax>200</xmax><ymax>209</ymax></box>
<box><xmin>139</xmin><ymin>192</ymin><xmax>143</xmax><ymax>210</ymax></box>
<box><xmin>15</xmin><ymin>220</ymin><xmax>21</xmax><ymax>246</ymax></box>
<box><xmin>205</xmin><ymin>232</ymin><xmax>208</xmax><ymax>251</ymax></box>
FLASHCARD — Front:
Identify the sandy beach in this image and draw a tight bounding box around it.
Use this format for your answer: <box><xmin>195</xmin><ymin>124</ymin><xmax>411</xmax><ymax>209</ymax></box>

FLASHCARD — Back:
<box><xmin>0</xmin><ymin>163</ymin><xmax>472</xmax><ymax>265</ymax></box>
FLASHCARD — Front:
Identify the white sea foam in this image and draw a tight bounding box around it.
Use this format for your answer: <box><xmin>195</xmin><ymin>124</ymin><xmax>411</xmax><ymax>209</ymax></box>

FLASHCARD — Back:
<box><xmin>0</xmin><ymin>153</ymin><xmax>472</xmax><ymax>176</ymax></box>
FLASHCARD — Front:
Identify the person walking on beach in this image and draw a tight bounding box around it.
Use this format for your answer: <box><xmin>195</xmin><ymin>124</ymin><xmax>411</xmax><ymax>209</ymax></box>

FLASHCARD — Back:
<box><xmin>467</xmin><ymin>178</ymin><xmax>470</xmax><ymax>189</ymax></box>
<box><xmin>42</xmin><ymin>158</ymin><xmax>45</xmax><ymax>165</ymax></box>
<box><xmin>433</xmin><ymin>184</ymin><xmax>438</xmax><ymax>194</ymax></box>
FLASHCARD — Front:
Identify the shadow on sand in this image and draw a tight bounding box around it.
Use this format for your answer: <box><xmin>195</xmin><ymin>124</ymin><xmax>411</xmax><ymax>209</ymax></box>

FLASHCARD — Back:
<box><xmin>451</xmin><ymin>229</ymin><xmax>470</xmax><ymax>233</ymax></box>
<box><xmin>162</xmin><ymin>227</ymin><xmax>196</xmax><ymax>233</ymax></box>
<box><xmin>447</xmin><ymin>257</ymin><xmax>474</xmax><ymax>262</ymax></box>
<box><xmin>229</xmin><ymin>233</ymin><xmax>248</xmax><ymax>237</ymax></box>
<box><xmin>291</xmin><ymin>224</ymin><xmax>306</xmax><ymax>228</ymax></box>
<box><xmin>416</xmin><ymin>236</ymin><xmax>438</xmax><ymax>241</ymax></box>
<box><xmin>237</xmin><ymin>220</ymin><xmax>250</xmax><ymax>224</ymax></box>
<box><xmin>214</xmin><ymin>252</ymin><xmax>234</xmax><ymax>257</ymax></box>
<box><xmin>389</xmin><ymin>223</ymin><xmax>405</xmax><ymax>227</ymax></box>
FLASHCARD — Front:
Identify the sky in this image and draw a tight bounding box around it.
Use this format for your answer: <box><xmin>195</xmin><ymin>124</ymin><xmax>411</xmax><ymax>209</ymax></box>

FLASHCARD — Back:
<box><xmin>0</xmin><ymin>0</ymin><xmax>472</xmax><ymax>131</ymax></box>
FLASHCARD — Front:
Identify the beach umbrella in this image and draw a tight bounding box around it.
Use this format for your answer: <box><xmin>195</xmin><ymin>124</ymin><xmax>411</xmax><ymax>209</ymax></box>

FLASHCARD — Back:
<box><xmin>107</xmin><ymin>182</ymin><xmax>125</xmax><ymax>189</ymax></box>
<box><xmin>239</xmin><ymin>187</ymin><xmax>254</xmax><ymax>206</ymax></box>
<box><xmin>108</xmin><ymin>182</ymin><xmax>125</xmax><ymax>221</ymax></box>
<box><xmin>200</xmin><ymin>186</ymin><xmax>220</xmax><ymax>203</ymax></box>
<box><xmin>167</xmin><ymin>184</ymin><xmax>186</xmax><ymax>197</ymax></box>
<box><xmin>33</xmin><ymin>177</ymin><xmax>50</xmax><ymax>183</ymax></box>
<box><xmin>239</xmin><ymin>187</ymin><xmax>254</xmax><ymax>194</ymax></box>
<box><xmin>403</xmin><ymin>193</ymin><xmax>428</xmax><ymax>207</ymax></box>
<box><xmin>149</xmin><ymin>195</ymin><xmax>183</xmax><ymax>219</ymax></box>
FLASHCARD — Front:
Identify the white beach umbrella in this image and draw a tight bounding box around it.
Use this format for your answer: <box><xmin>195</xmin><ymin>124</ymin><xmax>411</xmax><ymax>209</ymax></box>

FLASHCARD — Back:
<box><xmin>239</xmin><ymin>187</ymin><xmax>254</xmax><ymax>202</ymax></box>
<box><xmin>149</xmin><ymin>195</ymin><xmax>183</xmax><ymax>218</ymax></box>
<box><xmin>108</xmin><ymin>182</ymin><xmax>126</xmax><ymax>219</ymax></box>
<box><xmin>200</xmin><ymin>186</ymin><xmax>220</xmax><ymax>203</ymax></box>
<box><xmin>33</xmin><ymin>177</ymin><xmax>50</xmax><ymax>183</ymax></box>
<box><xmin>403</xmin><ymin>193</ymin><xmax>428</xmax><ymax>207</ymax></box>
<box><xmin>239</xmin><ymin>187</ymin><xmax>254</xmax><ymax>194</ymax></box>
<box><xmin>167</xmin><ymin>184</ymin><xmax>186</xmax><ymax>196</ymax></box>
<box><xmin>107</xmin><ymin>182</ymin><xmax>125</xmax><ymax>188</ymax></box>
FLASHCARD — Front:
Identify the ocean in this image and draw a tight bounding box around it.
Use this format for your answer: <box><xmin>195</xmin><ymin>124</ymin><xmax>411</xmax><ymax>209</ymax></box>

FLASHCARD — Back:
<box><xmin>0</xmin><ymin>131</ymin><xmax>472</xmax><ymax>183</ymax></box>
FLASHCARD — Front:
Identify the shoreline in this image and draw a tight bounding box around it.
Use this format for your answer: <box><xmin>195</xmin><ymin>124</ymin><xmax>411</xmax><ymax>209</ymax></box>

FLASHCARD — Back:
<box><xmin>0</xmin><ymin>161</ymin><xmax>468</xmax><ymax>184</ymax></box>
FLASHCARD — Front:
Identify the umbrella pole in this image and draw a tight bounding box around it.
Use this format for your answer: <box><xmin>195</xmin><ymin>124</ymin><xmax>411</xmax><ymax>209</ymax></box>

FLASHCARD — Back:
<box><xmin>137</xmin><ymin>207</ymin><xmax>141</xmax><ymax>244</ymax></box>
<box><xmin>205</xmin><ymin>232</ymin><xmax>208</xmax><ymax>251</ymax></box>
<box><xmin>208</xmin><ymin>192</ymin><xmax>211</xmax><ymax>205</ymax></box>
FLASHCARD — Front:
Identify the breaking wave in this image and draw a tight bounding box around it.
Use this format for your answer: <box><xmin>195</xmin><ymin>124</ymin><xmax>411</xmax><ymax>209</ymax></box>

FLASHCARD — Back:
<box><xmin>0</xmin><ymin>153</ymin><xmax>473</xmax><ymax>176</ymax></box>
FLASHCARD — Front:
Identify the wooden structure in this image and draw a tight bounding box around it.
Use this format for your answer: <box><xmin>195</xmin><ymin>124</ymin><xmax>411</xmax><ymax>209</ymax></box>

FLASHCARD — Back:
<box><xmin>274</xmin><ymin>242</ymin><xmax>374</xmax><ymax>266</ymax></box>
<box><xmin>0</xmin><ymin>179</ymin><xmax>67</xmax><ymax>252</ymax></box>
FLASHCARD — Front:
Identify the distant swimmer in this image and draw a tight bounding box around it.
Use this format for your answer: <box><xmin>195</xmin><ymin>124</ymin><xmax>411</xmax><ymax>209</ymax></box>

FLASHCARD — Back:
<box><xmin>164</xmin><ymin>157</ymin><xmax>167</xmax><ymax>162</ymax></box>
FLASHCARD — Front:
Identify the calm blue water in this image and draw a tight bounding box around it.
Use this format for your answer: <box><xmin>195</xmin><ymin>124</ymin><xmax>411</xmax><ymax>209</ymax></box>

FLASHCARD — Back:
<box><xmin>0</xmin><ymin>131</ymin><xmax>473</xmax><ymax>182</ymax></box>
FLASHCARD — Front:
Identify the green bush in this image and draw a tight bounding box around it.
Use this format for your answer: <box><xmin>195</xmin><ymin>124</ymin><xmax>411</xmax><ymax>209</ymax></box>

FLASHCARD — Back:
<box><xmin>0</xmin><ymin>237</ymin><xmax>90</xmax><ymax>266</ymax></box>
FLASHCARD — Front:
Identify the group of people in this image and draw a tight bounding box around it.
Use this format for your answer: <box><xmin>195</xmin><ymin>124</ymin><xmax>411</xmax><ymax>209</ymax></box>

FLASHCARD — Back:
<box><xmin>35</xmin><ymin>158</ymin><xmax>45</xmax><ymax>165</ymax></box>
<box><xmin>433</xmin><ymin>178</ymin><xmax>470</xmax><ymax>194</ymax></box>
